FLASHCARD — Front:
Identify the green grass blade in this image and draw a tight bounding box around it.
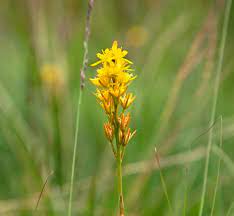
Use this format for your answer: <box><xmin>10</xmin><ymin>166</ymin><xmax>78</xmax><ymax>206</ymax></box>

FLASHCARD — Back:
<box><xmin>154</xmin><ymin>147</ymin><xmax>173</xmax><ymax>213</ymax></box>
<box><xmin>226</xmin><ymin>202</ymin><xmax>234</xmax><ymax>216</ymax></box>
<box><xmin>210</xmin><ymin>116</ymin><xmax>223</xmax><ymax>216</ymax></box>
<box><xmin>199</xmin><ymin>0</ymin><xmax>232</xmax><ymax>215</ymax></box>
<box><xmin>68</xmin><ymin>90</ymin><xmax>83</xmax><ymax>216</ymax></box>
<box><xmin>183</xmin><ymin>167</ymin><xmax>188</xmax><ymax>216</ymax></box>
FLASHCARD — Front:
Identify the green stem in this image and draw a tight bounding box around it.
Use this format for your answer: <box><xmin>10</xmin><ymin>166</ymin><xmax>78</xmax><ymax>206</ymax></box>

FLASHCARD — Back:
<box><xmin>114</xmin><ymin>106</ymin><xmax>124</xmax><ymax>216</ymax></box>
<box><xmin>68</xmin><ymin>90</ymin><xmax>83</xmax><ymax>216</ymax></box>
<box><xmin>117</xmin><ymin>147</ymin><xmax>124</xmax><ymax>216</ymax></box>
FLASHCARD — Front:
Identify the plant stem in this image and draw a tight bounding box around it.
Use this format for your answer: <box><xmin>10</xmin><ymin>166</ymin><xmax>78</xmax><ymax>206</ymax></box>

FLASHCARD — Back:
<box><xmin>68</xmin><ymin>90</ymin><xmax>83</xmax><ymax>216</ymax></box>
<box><xmin>67</xmin><ymin>1</ymin><xmax>94</xmax><ymax>215</ymax></box>
<box><xmin>199</xmin><ymin>0</ymin><xmax>232</xmax><ymax>215</ymax></box>
<box><xmin>117</xmin><ymin>147</ymin><xmax>124</xmax><ymax>216</ymax></box>
<box><xmin>115</xmin><ymin>106</ymin><xmax>124</xmax><ymax>216</ymax></box>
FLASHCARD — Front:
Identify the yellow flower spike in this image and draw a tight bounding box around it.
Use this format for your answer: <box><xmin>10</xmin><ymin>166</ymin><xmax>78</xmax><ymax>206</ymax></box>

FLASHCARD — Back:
<box><xmin>90</xmin><ymin>41</ymin><xmax>136</xmax><ymax>216</ymax></box>
<box><xmin>120</xmin><ymin>93</ymin><xmax>136</xmax><ymax>110</ymax></box>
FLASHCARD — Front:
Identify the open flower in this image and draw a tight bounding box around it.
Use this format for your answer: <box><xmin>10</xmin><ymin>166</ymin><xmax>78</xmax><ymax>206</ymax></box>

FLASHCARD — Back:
<box><xmin>91</xmin><ymin>41</ymin><xmax>132</xmax><ymax>67</ymax></box>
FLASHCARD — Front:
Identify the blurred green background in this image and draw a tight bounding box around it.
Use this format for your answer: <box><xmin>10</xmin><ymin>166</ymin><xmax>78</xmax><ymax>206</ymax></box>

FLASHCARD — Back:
<box><xmin>0</xmin><ymin>0</ymin><xmax>234</xmax><ymax>215</ymax></box>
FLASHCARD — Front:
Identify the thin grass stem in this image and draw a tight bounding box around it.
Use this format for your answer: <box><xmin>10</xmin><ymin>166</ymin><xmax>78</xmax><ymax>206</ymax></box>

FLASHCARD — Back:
<box><xmin>67</xmin><ymin>1</ymin><xmax>95</xmax><ymax>215</ymax></box>
<box><xmin>199</xmin><ymin>0</ymin><xmax>232</xmax><ymax>215</ymax></box>
<box><xmin>183</xmin><ymin>167</ymin><xmax>188</xmax><ymax>216</ymax></box>
<box><xmin>212</xmin><ymin>145</ymin><xmax>234</xmax><ymax>177</ymax></box>
<box><xmin>210</xmin><ymin>116</ymin><xmax>222</xmax><ymax>216</ymax></box>
<box><xmin>154</xmin><ymin>147</ymin><xmax>173</xmax><ymax>213</ymax></box>
<box><xmin>68</xmin><ymin>91</ymin><xmax>83</xmax><ymax>216</ymax></box>
<box><xmin>35</xmin><ymin>171</ymin><xmax>54</xmax><ymax>211</ymax></box>
<box><xmin>226</xmin><ymin>202</ymin><xmax>234</xmax><ymax>216</ymax></box>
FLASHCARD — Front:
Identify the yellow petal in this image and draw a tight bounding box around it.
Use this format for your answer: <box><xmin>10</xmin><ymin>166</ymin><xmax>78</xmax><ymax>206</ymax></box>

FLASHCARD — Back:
<box><xmin>90</xmin><ymin>78</ymin><xmax>102</xmax><ymax>87</ymax></box>
<box><xmin>122</xmin><ymin>50</ymin><xmax>128</xmax><ymax>57</ymax></box>
<box><xmin>91</xmin><ymin>60</ymin><xmax>102</xmax><ymax>67</ymax></box>
<box><xmin>97</xmin><ymin>53</ymin><xmax>103</xmax><ymax>59</ymax></box>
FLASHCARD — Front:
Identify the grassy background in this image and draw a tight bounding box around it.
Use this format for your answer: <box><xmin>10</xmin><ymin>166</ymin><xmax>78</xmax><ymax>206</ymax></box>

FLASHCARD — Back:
<box><xmin>0</xmin><ymin>0</ymin><xmax>234</xmax><ymax>215</ymax></box>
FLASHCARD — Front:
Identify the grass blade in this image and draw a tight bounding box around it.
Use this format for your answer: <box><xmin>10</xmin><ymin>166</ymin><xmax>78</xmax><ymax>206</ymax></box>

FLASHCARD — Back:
<box><xmin>210</xmin><ymin>116</ymin><xmax>222</xmax><ymax>216</ymax></box>
<box><xmin>183</xmin><ymin>167</ymin><xmax>188</xmax><ymax>216</ymax></box>
<box><xmin>226</xmin><ymin>202</ymin><xmax>234</xmax><ymax>216</ymax></box>
<box><xmin>199</xmin><ymin>0</ymin><xmax>232</xmax><ymax>215</ymax></box>
<box><xmin>154</xmin><ymin>147</ymin><xmax>173</xmax><ymax>213</ymax></box>
<box><xmin>35</xmin><ymin>171</ymin><xmax>54</xmax><ymax>211</ymax></box>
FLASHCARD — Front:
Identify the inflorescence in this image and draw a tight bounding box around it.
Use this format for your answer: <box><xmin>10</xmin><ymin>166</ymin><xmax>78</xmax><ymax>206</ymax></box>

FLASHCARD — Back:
<box><xmin>90</xmin><ymin>41</ymin><xmax>136</xmax><ymax>158</ymax></box>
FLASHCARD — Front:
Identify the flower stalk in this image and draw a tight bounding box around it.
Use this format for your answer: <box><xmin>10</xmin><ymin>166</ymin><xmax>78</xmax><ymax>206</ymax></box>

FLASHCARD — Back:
<box><xmin>117</xmin><ymin>145</ymin><xmax>124</xmax><ymax>216</ymax></box>
<box><xmin>90</xmin><ymin>41</ymin><xmax>136</xmax><ymax>215</ymax></box>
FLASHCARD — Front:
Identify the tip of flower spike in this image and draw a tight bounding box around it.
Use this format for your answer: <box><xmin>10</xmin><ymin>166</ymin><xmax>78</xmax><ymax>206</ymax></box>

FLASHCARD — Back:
<box><xmin>112</xmin><ymin>40</ymin><xmax>118</xmax><ymax>50</ymax></box>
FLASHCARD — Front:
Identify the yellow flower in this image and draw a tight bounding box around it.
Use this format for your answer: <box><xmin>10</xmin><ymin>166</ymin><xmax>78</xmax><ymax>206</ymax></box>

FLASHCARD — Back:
<box><xmin>100</xmin><ymin>98</ymin><xmax>113</xmax><ymax>114</ymax></box>
<box><xmin>109</xmin><ymin>84</ymin><xmax>127</xmax><ymax>98</ymax></box>
<box><xmin>95</xmin><ymin>89</ymin><xmax>110</xmax><ymax>102</ymax></box>
<box><xmin>120</xmin><ymin>93</ymin><xmax>136</xmax><ymax>109</ymax></box>
<box><xmin>40</xmin><ymin>64</ymin><xmax>64</xmax><ymax>94</ymax></box>
<box><xmin>91</xmin><ymin>41</ymin><xmax>132</xmax><ymax>67</ymax></box>
<box><xmin>123</xmin><ymin>128</ymin><xmax>136</xmax><ymax>146</ymax></box>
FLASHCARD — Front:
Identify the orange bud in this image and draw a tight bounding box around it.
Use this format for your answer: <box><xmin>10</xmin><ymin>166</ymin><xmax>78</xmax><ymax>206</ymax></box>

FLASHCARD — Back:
<box><xmin>100</xmin><ymin>96</ymin><xmax>114</xmax><ymax>114</ymax></box>
<box><xmin>104</xmin><ymin>122</ymin><xmax>114</xmax><ymax>142</ymax></box>
<box><xmin>123</xmin><ymin>128</ymin><xmax>136</xmax><ymax>146</ymax></box>
<box><xmin>118</xmin><ymin>113</ymin><xmax>131</xmax><ymax>131</ymax></box>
